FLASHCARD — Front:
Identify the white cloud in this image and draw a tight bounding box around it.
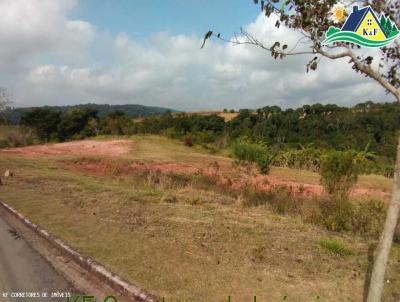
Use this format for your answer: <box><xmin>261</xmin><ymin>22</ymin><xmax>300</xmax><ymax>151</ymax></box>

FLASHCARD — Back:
<box><xmin>0</xmin><ymin>2</ymin><xmax>394</xmax><ymax>110</ymax></box>
<box><xmin>0</xmin><ymin>0</ymin><xmax>94</xmax><ymax>72</ymax></box>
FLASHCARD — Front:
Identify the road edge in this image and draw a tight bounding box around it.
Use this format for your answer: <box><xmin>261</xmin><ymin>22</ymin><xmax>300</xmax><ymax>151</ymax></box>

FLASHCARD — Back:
<box><xmin>0</xmin><ymin>199</ymin><xmax>159</xmax><ymax>302</ymax></box>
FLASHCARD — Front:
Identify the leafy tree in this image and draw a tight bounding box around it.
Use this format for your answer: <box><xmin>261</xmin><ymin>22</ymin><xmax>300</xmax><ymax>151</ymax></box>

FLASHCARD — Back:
<box><xmin>58</xmin><ymin>108</ymin><xmax>98</xmax><ymax>140</ymax></box>
<box><xmin>100</xmin><ymin>111</ymin><xmax>132</xmax><ymax>135</ymax></box>
<box><xmin>231</xmin><ymin>138</ymin><xmax>273</xmax><ymax>174</ymax></box>
<box><xmin>204</xmin><ymin>1</ymin><xmax>400</xmax><ymax>300</ymax></box>
<box><xmin>320</xmin><ymin>150</ymin><xmax>359</xmax><ymax>200</ymax></box>
<box><xmin>20</xmin><ymin>108</ymin><xmax>61</xmax><ymax>141</ymax></box>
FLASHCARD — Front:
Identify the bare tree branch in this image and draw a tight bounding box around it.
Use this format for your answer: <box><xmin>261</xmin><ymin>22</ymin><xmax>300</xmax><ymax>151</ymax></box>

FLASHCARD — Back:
<box><xmin>0</xmin><ymin>87</ymin><xmax>12</xmax><ymax>112</ymax></box>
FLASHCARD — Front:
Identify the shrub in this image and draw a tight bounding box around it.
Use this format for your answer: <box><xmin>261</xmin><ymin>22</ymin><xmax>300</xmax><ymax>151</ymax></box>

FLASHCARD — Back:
<box><xmin>272</xmin><ymin>147</ymin><xmax>323</xmax><ymax>171</ymax></box>
<box><xmin>100</xmin><ymin>112</ymin><xmax>132</xmax><ymax>135</ymax></box>
<box><xmin>241</xmin><ymin>185</ymin><xmax>308</xmax><ymax>216</ymax></box>
<box><xmin>318</xmin><ymin>237</ymin><xmax>353</xmax><ymax>256</ymax></box>
<box><xmin>240</xmin><ymin>189</ymin><xmax>274</xmax><ymax>207</ymax></box>
<box><xmin>214</xmin><ymin>135</ymin><xmax>229</xmax><ymax>150</ymax></box>
<box><xmin>183</xmin><ymin>134</ymin><xmax>194</xmax><ymax>147</ymax></box>
<box><xmin>57</xmin><ymin>108</ymin><xmax>99</xmax><ymax>141</ymax></box>
<box><xmin>193</xmin><ymin>130</ymin><xmax>214</xmax><ymax>145</ymax></box>
<box><xmin>320</xmin><ymin>198</ymin><xmax>354</xmax><ymax>232</ymax></box>
<box><xmin>352</xmin><ymin>199</ymin><xmax>386</xmax><ymax>237</ymax></box>
<box><xmin>320</xmin><ymin>150</ymin><xmax>359</xmax><ymax>200</ymax></box>
<box><xmin>163</xmin><ymin>127</ymin><xmax>182</xmax><ymax>139</ymax></box>
<box><xmin>0</xmin><ymin>125</ymin><xmax>38</xmax><ymax>148</ymax></box>
<box><xmin>20</xmin><ymin>108</ymin><xmax>61</xmax><ymax>141</ymax></box>
<box><xmin>231</xmin><ymin>139</ymin><xmax>273</xmax><ymax>174</ymax></box>
<box><xmin>257</xmin><ymin>156</ymin><xmax>271</xmax><ymax>174</ymax></box>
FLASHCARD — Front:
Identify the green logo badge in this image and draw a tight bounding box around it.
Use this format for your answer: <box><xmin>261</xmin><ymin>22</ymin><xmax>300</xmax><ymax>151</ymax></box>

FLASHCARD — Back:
<box><xmin>322</xmin><ymin>5</ymin><xmax>400</xmax><ymax>48</ymax></box>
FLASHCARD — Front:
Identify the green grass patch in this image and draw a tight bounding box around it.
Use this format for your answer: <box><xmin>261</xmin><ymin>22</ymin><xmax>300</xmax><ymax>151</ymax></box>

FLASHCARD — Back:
<box><xmin>318</xmin><ymin>238</ymin><xmax>353</xmax><ymax>256</ymax></box>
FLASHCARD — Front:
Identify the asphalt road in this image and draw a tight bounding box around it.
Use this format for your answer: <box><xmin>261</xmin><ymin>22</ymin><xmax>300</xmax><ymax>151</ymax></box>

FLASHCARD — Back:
<box><xmin>0</xmin><ymin>217</ymin><xmax>72</xmax><ymax>302</ymax></box>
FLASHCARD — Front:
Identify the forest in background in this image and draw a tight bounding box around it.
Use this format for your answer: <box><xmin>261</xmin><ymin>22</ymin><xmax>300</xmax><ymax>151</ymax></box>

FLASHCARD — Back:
<box><xmin>3</xmin><ymin>103</ymin><xmax>175</xmax><ymax>124</ymax></box>
<box><xmin>1</xmin><ymin>100</ymin><xmax>399</xmax><ymax>177</ymax></box>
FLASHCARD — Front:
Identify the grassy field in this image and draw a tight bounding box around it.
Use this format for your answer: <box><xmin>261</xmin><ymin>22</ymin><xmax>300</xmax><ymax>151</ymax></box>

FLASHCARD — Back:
<box><xmin>0</xmin><ymin>135</ymin><xmax>399</xmax><ymax>301</ymax></box>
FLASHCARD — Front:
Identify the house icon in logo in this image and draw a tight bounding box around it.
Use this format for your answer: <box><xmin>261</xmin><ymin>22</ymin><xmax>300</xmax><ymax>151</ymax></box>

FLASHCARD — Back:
<box><xmin>342</xmin><ymin>6</ymin><xmax>386</xmax><ymax>41</ymax></box>
<box><xmin>322</xmin><ymin>5</ymin><xmax>400</xmax><ymax>48</ymax></box>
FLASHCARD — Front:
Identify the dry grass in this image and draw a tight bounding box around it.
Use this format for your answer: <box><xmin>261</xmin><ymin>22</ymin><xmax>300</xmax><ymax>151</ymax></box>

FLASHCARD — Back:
<box><xmin>172</xmin><ymin>111</ymin><xmax>239</xmax><ymax>122</ymax></box>
<box><xmin>132</xmin><ymin>111</ymin><xmax>239</xmax><ymax>123</ymax></box>
<box><xmin>118</xmin><ymin>135</ymin><xmax>393</xmax><ymax>195</ymax></box>
<box><xmin>0</xmin><ymin>125</ymin><xmax>38</xmax><ymax>148</ymax></box>
<box><xmin>0</xmin><ymin>136</ymin><xmax>399</xmax><ymax>301</ymax></box>
<box><xmin>271</xmin><ymin>166</ymin><xmax>392</xmax><ymax>193</ymax></box>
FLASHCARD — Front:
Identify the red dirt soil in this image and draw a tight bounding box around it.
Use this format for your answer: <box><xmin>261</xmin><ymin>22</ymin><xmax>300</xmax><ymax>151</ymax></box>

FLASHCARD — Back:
<box><xmin>0</xmin><ymin>140</ymin><xmax>133</xmax><ymax>157</ymax></box>
<box><xmin>64</xmin><ymin>158</ymin><xmax>390</xmax><ymax>200</ymax></box>
<box><xmin>1</xmin><ymin>139</ymin><xmax>389</xmax><ymax>200</ymax></box>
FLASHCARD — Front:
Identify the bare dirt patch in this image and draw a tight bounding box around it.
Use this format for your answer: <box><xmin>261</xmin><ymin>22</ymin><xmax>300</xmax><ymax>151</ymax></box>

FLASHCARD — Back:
<box><xmin>0</xmin><ymin>139</ymin><xmax>133</xmax><ymax>157</ymax></box>
<box><xmin>238</xmin><ymin>173</ymin><xmax>390</xmax><ymax>200</ymax></box>
<box><xmin>63</xmin><ymin>157</ymin><xmax>389</xmax><ymax>200</ymax></box>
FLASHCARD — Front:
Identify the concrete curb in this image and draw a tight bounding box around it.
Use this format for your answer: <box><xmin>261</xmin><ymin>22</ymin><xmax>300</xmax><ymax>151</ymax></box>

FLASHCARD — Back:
<box><xmin>0</xmin><ymin>199</ymin><xmax>159</xmax><ymax>302</ymax></box>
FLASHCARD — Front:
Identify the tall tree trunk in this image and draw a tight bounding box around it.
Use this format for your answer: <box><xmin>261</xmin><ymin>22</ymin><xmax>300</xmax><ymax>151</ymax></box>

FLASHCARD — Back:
<box><xmin>367</xmin><ymin>130</ymin><xmax>400</xmax><ymax>301</ymax></box>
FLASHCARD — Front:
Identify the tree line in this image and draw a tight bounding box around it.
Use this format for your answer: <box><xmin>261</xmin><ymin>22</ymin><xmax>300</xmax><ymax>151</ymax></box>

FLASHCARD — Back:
<box><xmin>4</xmin><ymin>101</ymin><xmax>399</xmax><ymax>176</ymax></box>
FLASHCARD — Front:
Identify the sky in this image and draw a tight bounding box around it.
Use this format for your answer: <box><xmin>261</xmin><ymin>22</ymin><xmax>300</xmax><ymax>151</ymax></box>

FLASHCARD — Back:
<box><xmin>0</xmin><ymin>0</ymin><xmax>394</xmax><ymax>110</ymax></box>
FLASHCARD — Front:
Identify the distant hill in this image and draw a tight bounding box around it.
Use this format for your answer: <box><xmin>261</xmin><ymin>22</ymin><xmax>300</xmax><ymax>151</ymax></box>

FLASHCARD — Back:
<box><xmin>5</xmin><ymin>103</ymin><xmax>177</xmax><ymax>124</ymax></box>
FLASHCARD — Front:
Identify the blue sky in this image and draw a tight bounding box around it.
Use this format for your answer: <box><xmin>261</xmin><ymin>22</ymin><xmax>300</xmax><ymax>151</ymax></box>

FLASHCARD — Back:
<box><xmin>0</xmin><ymin>0</ymin><xmax>392</xmax><ymax>110</ymax></box>
<box><xmin>70</xmin><ymin>0</ymin><xmax>259</xmax><ymax>38</ymax></box>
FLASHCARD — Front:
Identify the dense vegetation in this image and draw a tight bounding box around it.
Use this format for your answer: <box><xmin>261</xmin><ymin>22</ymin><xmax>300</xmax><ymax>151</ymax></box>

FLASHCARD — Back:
<box><xmin>1</xmin><ymin>101</ymin><xmax>399</xmax><ymax>177</ymax></box>
<box><xmin>133</xmin><ymin>101</ymin><xmax>399</xmax><ymax>177</ymax></box>
<box><xmin>4</xmin><ymin>103</ymin><xmax>175</xmax><ymax>124</ymax></box>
